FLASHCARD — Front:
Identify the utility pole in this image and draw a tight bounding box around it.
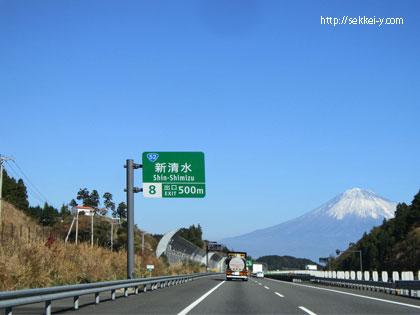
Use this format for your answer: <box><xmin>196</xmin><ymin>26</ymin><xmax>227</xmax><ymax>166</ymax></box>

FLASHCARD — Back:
<box><xmin>0</xmin><ymin>155</ymin><xmax>14</xmax><ymax>232</ymax></box>
<box><xmin>110</xmin><ymin>218</ymin><xmax>120</xmax><ymax>251</ymax></box>
<box><xmin>91</xmin><ymin>212</ymin><xmax>94</xmax><ymax>248</ymax></box>
<box><xmin>142</xmin><ymin>232</ymin><xmax>144</xmax><ymax>255</ymax></box>
<box><xmin>124</xmin><ymin>159</ymin><xmax>142</xmax><ymax>279</ymax></box>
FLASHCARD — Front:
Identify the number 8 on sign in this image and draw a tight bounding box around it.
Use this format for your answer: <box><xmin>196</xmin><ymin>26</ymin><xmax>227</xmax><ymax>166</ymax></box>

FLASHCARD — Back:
<box><xmin>143</xmin><ymin>183</ymin><xmax>162</xmax><ymax>198</ymax></box>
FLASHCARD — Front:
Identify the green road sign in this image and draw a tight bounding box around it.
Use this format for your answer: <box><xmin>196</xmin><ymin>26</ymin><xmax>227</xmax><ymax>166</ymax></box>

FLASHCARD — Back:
<box><xmin>142</xmin><ymin>152</ymin><xmax>205</xmax><ymax>198</ymax></box>
<box><xmin>247</xmin><ymin>260</ymin><xmax>253</xmax><ymax>267</ymax></box>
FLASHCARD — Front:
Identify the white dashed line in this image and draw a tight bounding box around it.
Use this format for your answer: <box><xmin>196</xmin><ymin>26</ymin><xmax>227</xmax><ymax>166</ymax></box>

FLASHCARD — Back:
<box><xmin>258</xmin><ymin>283</ymin><xmax>262</xmax><ymax>285</ymax></box>
<box><xmin>264</xmin><ymin>286</ymin><xmax>270</xmax><ymax>290</ymax></box>
<box><xmin>275</xmin><ymin>292</ymin><xmax>284</xmax><ymax>298</ymax></box>
<box><xmin>299</xmin><ymin>306</ymin><xmax>317</xmax><ymax>315</ymax></box>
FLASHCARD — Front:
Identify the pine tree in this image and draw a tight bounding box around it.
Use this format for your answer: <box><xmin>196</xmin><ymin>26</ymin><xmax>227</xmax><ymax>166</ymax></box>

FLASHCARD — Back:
<box><xmin>116</xmin><ymin>202</ymin><xmax>127</xmax><ymax>220</ymax></box>
<box><xmin>39</xmin><ymin>202</ymin><xmax>59</xmax><ymax>226</ymax></box>
<box><xmin>103</xmin><ymin>192</ymin><xmax>116</xmax><ymax>217</ymax></box>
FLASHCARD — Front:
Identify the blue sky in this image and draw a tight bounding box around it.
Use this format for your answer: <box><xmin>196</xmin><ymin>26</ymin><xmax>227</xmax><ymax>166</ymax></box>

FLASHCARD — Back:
<box><xmin>1</xmin><ymin>0</ymin><xmax>419</xmax><ymax>240</ymax></box>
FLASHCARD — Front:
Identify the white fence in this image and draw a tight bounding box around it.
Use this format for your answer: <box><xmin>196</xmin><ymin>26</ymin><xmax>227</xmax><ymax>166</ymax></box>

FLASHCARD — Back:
<box><xmin>267</xmin><ymin>270</ymin><xmax>420</xmax><ymax>297</ymax></box>
<box><xmin>271</xmin><ymin>270</ymin><xmax>417</xmax><ymax>281</ymax></box>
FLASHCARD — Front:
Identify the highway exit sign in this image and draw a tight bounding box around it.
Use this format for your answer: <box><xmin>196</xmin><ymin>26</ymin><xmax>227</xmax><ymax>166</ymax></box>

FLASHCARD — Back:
<box><xmin>142</xmin><ymin>152</ymin><xmax>205</xmax><ymax>198</ymax></box>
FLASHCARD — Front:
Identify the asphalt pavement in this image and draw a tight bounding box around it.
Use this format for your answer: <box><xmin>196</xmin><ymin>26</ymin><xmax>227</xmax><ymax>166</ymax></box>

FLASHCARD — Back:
<box><xmin>7</xmin><ymin>274</ymin><xmax>420</xmax><ymax>314</ymax></box>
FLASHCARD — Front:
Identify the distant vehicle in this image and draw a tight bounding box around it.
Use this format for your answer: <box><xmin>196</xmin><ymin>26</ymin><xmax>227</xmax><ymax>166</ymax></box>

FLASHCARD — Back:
<box><xmin>256</xmin><ymin>271</ymin><xmax>264</xmax><ymax>278</ymax></box>
<box><xmin>305</xmin><ymin>265</ymin><xmax>317</xmax><ymax>271</ymax></box>
<box><xmin>226</xmin><ymin>252</ymin><xmax>248</xmax><ymax>281</ymax></box>
<box><xmin>252</xmin><ymin>263</ymin><xmax>263</xmax><ymax>277</ymax></box>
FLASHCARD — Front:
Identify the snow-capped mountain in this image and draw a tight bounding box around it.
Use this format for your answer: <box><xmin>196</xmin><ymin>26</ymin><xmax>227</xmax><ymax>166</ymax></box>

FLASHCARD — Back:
<box><xmin>220</xmin><ymin>188</ymin><xmax>397</xmax><ymax>261</ymax></box>
<box><xmin>313</xmin><ymin>188</ymin><xmax>395</xmax><ymax>220</ymax></box>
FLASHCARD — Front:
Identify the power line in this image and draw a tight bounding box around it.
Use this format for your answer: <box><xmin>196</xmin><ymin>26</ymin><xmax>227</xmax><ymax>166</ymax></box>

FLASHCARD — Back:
<box><xmin>4</xmin><ymin>163</ymin><xmax>45</xmax><ymax>204</ymax></box>
<box><xmin>12</xmin><ymin>160</ymin><xmax>49</xmax><ymax>203</ymax></box>
<box><xmin>4</xmin><ymin>163</ymin><xmax>46</xmax><ymax>204</ymax></box>
<box><xmin>1</xmin><ymin>155</ymin><xmax>15</xmax><ymax>231</ymax></box>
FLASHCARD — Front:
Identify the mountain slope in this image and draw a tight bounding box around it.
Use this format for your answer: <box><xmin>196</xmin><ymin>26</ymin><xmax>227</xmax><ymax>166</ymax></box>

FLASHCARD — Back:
<box><xmin>221</xmin><ymin>188</ymin><xmax>396</xmax><ymax>261</ymax></box>
<box><xmin>335</xmin><ymin>190</ymin><xmax>420</xmax><ymax>271</ymax></box>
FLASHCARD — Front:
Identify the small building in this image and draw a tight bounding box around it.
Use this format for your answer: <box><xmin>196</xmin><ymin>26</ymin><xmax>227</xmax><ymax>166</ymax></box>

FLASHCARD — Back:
<box><xmin>71</xmin><ymin>206</ymin><xmax>95</xmax><ymax>216</ymax></box>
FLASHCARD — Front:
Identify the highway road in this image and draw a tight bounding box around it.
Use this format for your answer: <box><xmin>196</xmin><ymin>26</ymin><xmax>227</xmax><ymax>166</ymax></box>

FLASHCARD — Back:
<box><xmin>10</xmin><ymin>274</ymin><xmax>420</xmax><ymax>314</ymax></box>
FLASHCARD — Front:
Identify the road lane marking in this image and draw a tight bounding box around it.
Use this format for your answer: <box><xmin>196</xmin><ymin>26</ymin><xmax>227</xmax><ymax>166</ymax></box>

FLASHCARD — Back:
<box><xmin>299</xmin><ymin>306</ymin><xmax>317</xmax><ymax>315</ymax></box>
<box><xmin>264</xmin><ymin>286</ymin><xmax>270</xmax><ymax>290</ymax></box>
<box><xmin>266</xmin><ymin>278</ymin><xmax>420</xmax><ymax>310</ymax></box>
<box><xmin>258</xmin><ymin>283</ymin><xmax>262</xmax><ymax>285</ymax></box>
<box><xmin>177</xmin><ymin>281</ymin><xmax>225</xmax><ymax>315</ymax></box>
<box><xmin>275</xmin><ymin>292</ymin><xmax>284</xmax><ymax>297</ymax></box>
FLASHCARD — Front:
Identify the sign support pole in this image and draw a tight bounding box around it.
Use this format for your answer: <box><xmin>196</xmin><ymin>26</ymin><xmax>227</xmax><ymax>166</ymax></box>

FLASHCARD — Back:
<box><xmin>125</xmin><ymin>159</ymin><xmax>142</xmax><ymax>279</ymax></box>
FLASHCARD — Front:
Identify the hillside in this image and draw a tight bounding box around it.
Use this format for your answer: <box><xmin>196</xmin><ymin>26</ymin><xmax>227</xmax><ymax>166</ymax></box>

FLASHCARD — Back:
<box><xmin>335</xmin><ymin>190</ymin><xmax>420</xmax><ymax>272</ymax></box>
<box><xmin>256</xmin><ymin>255</ymin><xmax>320</xmax><ymax>271</ymax></box>
<box><xmin>0</xmin><ymin>202</ymin><xmax>204</xmax><ymax>291</ymax></box>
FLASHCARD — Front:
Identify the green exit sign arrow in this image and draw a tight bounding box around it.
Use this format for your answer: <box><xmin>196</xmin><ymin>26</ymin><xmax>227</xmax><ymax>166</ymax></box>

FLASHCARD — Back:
<box><xmin>142</xmin><ymin>152</ymin><xmax>205</xmax><ymax>198</ymax></box>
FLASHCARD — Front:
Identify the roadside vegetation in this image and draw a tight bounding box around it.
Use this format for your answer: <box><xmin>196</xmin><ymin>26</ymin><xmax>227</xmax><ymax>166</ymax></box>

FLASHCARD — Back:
<box><xmin>333</xmin><ymin>190</ymin><xmax>420</xmax><ymax>272</ymax></box>
<box><xmin>0</xmin><ymin>169</ymin><xmax>206</xmax><ymax>291</ymax></box>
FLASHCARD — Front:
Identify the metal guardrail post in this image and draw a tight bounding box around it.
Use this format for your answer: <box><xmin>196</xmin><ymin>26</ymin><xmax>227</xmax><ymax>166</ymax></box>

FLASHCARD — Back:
<box><xmin>111</xmin><ymin>290</ymin><xmax>116</xmax><ymax>300</ymax></box>
<box><xmin>73</xmin><ymin>296</ymin><xmax>79</xmax><ymax>310</ymax></box>
<box><xmin>45</xmin><ymin>300</ymin><xmax>51</xmax><ymax>315</ymax></box>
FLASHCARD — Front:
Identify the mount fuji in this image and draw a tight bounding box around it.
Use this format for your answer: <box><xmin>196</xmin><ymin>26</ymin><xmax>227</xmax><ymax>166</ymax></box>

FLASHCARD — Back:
<box><xmin>220</xmin><ymin>188</ymin><xmax>396</xmax><ymax>261</ymax></box>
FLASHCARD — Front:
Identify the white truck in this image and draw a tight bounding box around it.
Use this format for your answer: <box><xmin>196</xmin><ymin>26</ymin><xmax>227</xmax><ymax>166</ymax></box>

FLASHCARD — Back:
<box><xmin>252</xmin><ymin>263</ymin><xmax>264</xmax><ymax>277</ymax></box>
<box><xmin>305</xmin><ymin>265</ymin><xmax>317</xmax><ymax>270</ymax></box>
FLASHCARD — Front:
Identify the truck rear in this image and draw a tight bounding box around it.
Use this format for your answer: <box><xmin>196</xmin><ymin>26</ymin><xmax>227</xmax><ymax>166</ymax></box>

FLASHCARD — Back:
<box><xmin>226</xmin><ymin>252</ymin><xmax>248</xmax><ymax>281</ymax></box>
<box><xmin>252</xmin><ymin>263</ymin><xmax>263</xmax><ymax>277</ymax></box>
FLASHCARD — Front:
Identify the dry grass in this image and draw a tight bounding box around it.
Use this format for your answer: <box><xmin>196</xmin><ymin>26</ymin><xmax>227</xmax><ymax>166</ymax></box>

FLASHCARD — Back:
<box><xmin>0</xmin><ymin>202</ymin><xmax>206</xmax><ymax>291</ymax></box>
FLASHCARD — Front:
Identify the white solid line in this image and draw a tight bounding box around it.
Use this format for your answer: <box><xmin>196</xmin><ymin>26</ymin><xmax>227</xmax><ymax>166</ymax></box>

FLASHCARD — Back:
<box><xmin>264</xmin><ymin>286</ymin><xmax>270</xmax><ymax>290</ymax></box>
<box><xmin>299</xmin><ymin>306</ymin><xmax>317</xmax><ymax>315</ymax></box>
<box><xmin>266</xmin><ymin>278</ymin><xmax>420</xmax><ymax>310</ymax></box>
<box><xmin>275</xmin><ymin>292</ymin><xmax>284</xmax><ymax>298</ymax></box>
<box><xmin>177</xmin><ymin>281</ymin><xmax>225</xmax><ymax>315</ymax></box>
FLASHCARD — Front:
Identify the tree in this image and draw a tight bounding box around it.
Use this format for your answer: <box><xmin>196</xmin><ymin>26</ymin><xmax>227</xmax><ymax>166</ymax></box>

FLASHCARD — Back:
<box><xmin>103</xmin><ymin>192</ymin><xmax>116</xmax><ymax>217</ymax></box>
<box><xmin>76</xmin><ymin>188</ymin><xmax>100</xmax><ymax>208</ymax></box>
<box><xmin>179</xmin><ymin>224</ymin><xmax>204</xmax><ymax>248</ymax></box>
<box><xmin>1</xmin><ymin>170</ymin><xmax>29</xmax><ymax>212</ymax></box>
<box><xmin>69</xmin><ymin>199</ymin><xmax>78</xmax><ymax>207</ymax></box>
<box><xmin>39</xmin><ymin>202</ymin><xmax>59</xmax><ymax>226</ymax></box>
<box><xmin>116</xmin><ymin>202</ymin><xmax>127</xmax><ymax>220</ymax></box>
<box><xmin>76</xmin><ymin>188</ymin><xmax>89</xmax><ymax>205</ymax></box>
<box><xmin>60</xmin><ymin>203</ymin><xmax>70</xmax><ymax>218</ymax></box>
<box><xmin>88</xmin><ymin>190</ymin><xmax>100</xmax><ymax>208</ymax></box>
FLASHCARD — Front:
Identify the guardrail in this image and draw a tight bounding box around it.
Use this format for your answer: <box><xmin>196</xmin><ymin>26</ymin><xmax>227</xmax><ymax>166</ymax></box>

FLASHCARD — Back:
<box><xmin>265</xmin><ymin>273</ymin><xmax>420</xmax><ymax>298</ymax></box>
<box><xmin>0</xmin><ymin>272</ymin><xmax>216</xmax><ymax>315</ymax></box>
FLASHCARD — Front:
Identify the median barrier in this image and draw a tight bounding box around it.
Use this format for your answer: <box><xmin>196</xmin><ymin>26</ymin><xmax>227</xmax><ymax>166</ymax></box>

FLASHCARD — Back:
<box><xmin>265</xmin><ymin>270</ymin><xmax>420</xmax><ymax>298</ymax></box>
